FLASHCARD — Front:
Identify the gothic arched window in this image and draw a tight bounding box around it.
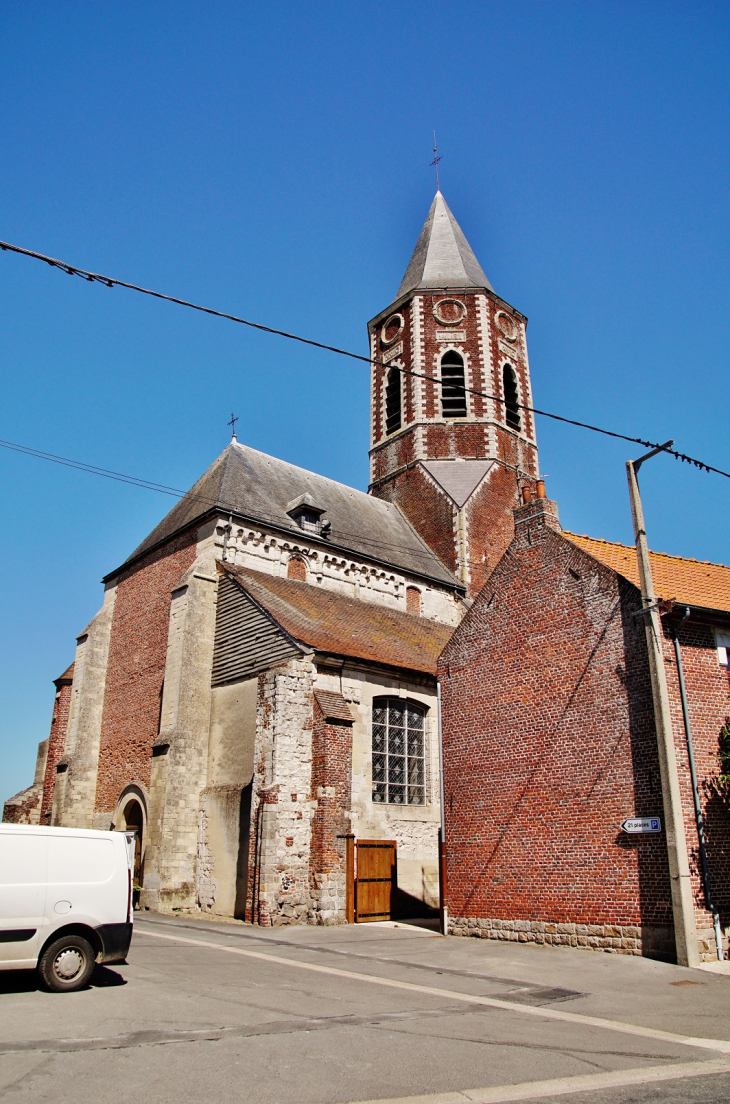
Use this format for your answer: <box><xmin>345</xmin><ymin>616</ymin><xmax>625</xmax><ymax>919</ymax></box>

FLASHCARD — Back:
<box><xmin>441</xmin><ymin>350</ymin><xmax>467</xmax><ymax>418</ymax></box>
<box><xmin>372</xmin><ymin>698</ymin><xmax>425</xmax><ymax>806</ymax></box>
<box><xmin>385</xmin><ymin>367</ymin><xmax>402</xmax><ymax>435</ymax></box>
<box><xmin>502</xmin><ymin>364</ymin><xmax>521</xmax><ymax>431</ymax></box>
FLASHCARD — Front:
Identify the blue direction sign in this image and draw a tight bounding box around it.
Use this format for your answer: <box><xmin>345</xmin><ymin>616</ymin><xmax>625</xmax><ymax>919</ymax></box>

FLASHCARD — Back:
<box><xmin>621</xmin><ymin>817</ymin><xmax>661</xmax><ymax>834</ymax></box>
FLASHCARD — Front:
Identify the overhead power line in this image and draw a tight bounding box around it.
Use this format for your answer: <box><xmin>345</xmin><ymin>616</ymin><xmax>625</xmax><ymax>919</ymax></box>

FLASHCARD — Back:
<box><xmin>0</xmin><ymin>238</ymin><xmax>727</xmax><ymax>480</ymax></box>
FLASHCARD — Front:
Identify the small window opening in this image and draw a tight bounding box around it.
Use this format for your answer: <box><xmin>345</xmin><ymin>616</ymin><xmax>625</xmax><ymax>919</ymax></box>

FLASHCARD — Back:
<box><xmin>441</xmin><ymin>351</ymin><xmax>467</xmax><ymax>418</ymax></box>
<box><xmin>385</xmin><ymin>367</ymin><xmax>402</xmax><ymax>434</ymax></box>
<box><xmin>503</xmin><ymin>365</ymin><xmax>521</xmax><ymax>431</ymax></box>
<box><xmin>287</xmin><ymin>556</ymin><xmax>307</xmax><ymax>581</ymax></box>
<box><xmin>296</xmin><ymin>511</ymin><xmax>320</xmax><ymax>533</ymax></box>
<box><xmin>406</xmin><ymin>586</ymin><xmax>421</xmax><ymax>615</ymax></box>
<box><xmin>286</xmin><ymin>494</ymin><xmax>325</xmax><ymax>533</ymax></box>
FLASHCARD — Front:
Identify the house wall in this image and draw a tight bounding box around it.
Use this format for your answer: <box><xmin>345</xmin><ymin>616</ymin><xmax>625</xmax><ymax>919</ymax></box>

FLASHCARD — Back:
<box><xmin>663</xmin><ymin>618</ymin><xmax>730</xmax><ymax>957</ymax></box>
<box><xmin>439</xmin><ymin>498</ymin><xmax>676</xmax><ymax>958</ymax></box>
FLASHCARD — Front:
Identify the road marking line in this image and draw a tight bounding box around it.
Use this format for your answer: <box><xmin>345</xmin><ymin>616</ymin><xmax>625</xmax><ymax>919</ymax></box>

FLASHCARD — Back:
<box><xmin>346</xmin><ymin>1058</ymin><xmax>730</xmax><ymax>1104</ymax></box>
<box><xmin>135</xmin><ymin>924</ymin><xmax>730</xmax><ymax>1055</ymax></box>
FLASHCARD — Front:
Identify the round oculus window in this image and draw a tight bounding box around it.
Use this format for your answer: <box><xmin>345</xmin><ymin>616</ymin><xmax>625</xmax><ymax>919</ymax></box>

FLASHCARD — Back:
<box><xmin>495</xmin><ymin>311</ymin><xmax>518</xmax><ymax>341</ymax></box>
<box><xmin>433</xmin><ymin>298</ymin><xmax>467</xmax><ymax>326</ymax></box>
<box><xmin>380</xmin><ymin>314</ymin><xmax>404</xmax><ymax>347</ymax></box>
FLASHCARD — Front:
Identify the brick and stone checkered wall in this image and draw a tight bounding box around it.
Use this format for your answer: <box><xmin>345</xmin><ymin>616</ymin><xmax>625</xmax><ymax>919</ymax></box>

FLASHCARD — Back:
<box><xmin>439</xmin><ymin>497</ymin><xmax>678</xmax><ymax>958</ymax></box>
<box><xmin>309</xmin><ymin>695</ymin><xmax>353</xmax><ymax>923</ymax></box>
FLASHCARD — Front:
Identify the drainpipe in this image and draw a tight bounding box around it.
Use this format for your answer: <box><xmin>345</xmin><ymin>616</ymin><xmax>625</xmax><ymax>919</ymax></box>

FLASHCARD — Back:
<box><xmin>437</xmin><ymin>680</ymin><xmax>448</xmax><ymax>935</ymax></box>
<box><xmin>671</xmin><ymin>608</ymin><xmax>724</xmax><ymax>961</ymax></box>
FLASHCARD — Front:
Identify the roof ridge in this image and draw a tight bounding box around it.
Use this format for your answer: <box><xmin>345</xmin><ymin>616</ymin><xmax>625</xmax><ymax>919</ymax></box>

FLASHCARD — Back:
<box><xmin>230</xmin><ymin>439</ymin><xmax>401</xmax><ymax>512</ymax></box>
<box><xmin>563</xmin><ymin>531</ymin><xmax>730</xmax><ymax>571</ymax></box>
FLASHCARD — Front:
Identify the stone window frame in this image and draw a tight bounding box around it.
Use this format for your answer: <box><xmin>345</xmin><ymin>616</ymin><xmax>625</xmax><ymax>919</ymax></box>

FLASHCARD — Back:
<box><xmin>384</xmin><ymin>364</ymin><xmax>403</xmax><ymax>436</ymax></box>
<box><xmin>715</xmin><ymin>630</ymin><xmax>730</xmax><ymax>667</ymax></box>
<box><xmin>438</xmin><ymin>346</ymin><xmax>469</xmax><ymax>420</ymax></box>
<box><xmin>500</xmin><ymin>360</ymin><xmax>523</xmax><ymax>434</ymax></box>
<box><xmin>371</xmin><ymin>696</ymin><xmax>427</xmax><ymax>807</ymax></box>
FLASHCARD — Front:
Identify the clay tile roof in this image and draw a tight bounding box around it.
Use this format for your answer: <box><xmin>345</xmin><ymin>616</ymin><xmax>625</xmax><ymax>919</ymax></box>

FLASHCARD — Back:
<box><xmin>313</xmin><ymin>690</ymin><xmax>354</xmax><ymax>725</ymax></box>
<box><xmin>222</xmin><ymin>563</ymin><xmax>453</xmax><ymax>675</ymax></box>
<box><xmin>564</xmin><ymin>533</ymin><xmax>730</xmax><ymax>614</ymax></box>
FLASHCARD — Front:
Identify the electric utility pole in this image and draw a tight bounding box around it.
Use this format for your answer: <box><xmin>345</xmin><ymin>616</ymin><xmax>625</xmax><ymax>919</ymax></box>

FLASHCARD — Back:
<box><xmin>627</xmin><ymin>443</ymin><xmax>699</xmax><ymax>968</ymax></box>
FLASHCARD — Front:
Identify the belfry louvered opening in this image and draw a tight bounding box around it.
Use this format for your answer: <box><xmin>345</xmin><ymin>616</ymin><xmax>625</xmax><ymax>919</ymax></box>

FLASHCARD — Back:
<box><xmin>385</xmin><ymin>367</ymin><xmax>402</xmax><ymax>434</ymax></box>
<box><xmin>440</xmin><ymin>351</ymin><xmax>467</xmax><ymax>418</ymax></box>
<box><xmin>502</xmin><ymin>364</ymin><xmax>521</xmax><ymax>431</ymax></box>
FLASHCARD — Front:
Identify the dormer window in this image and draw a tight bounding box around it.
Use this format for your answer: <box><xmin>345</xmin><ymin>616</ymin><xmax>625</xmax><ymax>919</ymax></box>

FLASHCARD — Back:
<box><xmin>286</xmin><ymin>493</ymin><xmax>326</xmax><ymax>534</ymax></box>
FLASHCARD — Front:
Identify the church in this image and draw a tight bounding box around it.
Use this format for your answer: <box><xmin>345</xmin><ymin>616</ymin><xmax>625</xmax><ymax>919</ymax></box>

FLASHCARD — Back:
<box><xmin>6</xmin><ymin>192</ymin><xmax>540</xmax><ymax>925</ymax></box>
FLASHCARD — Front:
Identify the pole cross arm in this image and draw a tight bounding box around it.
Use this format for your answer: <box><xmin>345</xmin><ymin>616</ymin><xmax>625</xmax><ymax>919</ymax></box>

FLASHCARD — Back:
<box><xmin>632</xmin><ymin>598</ymin><xmax>677</xmax><ymax>620</ymax></box>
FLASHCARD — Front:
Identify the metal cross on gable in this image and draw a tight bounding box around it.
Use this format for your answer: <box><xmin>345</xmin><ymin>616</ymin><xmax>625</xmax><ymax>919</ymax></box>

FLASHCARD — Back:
<box><xmin>430</xmin><ymin>131</ymin><xmax>443</xmax><ymax>189</ymax></box>
<box><xmin>227</xmin><ymin>412</ymin><xmax>238</xmax><ymax>440</ymax></box>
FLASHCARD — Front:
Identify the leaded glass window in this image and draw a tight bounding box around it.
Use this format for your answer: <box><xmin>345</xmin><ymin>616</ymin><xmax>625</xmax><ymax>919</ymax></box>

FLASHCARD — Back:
<box><xmin>372</xmin><ymin>698</ymin><xmax>425</xmax><ymax>806</ymax></box>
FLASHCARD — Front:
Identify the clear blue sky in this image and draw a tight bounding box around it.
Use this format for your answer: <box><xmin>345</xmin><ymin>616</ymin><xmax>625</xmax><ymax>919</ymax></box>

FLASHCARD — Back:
<box><xmin>1</xmin><ymin>1</ymin><xmax>728</xmax><ymax>804</ymax></box>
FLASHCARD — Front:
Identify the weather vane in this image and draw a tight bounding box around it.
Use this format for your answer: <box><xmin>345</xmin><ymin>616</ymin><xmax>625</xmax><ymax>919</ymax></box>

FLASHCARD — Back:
<box><xmin>430</xmin><ymin>131</ymin><xmax>443</xmax><ymax>190</ymax></box>
<box><xmin>227</xmin><ymin>412</ymin><xmax>239</xmax><ymax>440</ymax></box>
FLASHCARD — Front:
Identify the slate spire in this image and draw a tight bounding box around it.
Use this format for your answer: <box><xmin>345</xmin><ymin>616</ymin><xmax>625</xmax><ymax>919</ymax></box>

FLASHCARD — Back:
<box><xmin>396</xmin><ymin>190</ymin><xmax>494</xmax><ymax>299</ymax></box>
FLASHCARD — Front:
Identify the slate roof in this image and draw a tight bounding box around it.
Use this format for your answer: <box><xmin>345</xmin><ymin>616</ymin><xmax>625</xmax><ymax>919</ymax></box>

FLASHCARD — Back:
<box><xmin>565</xmin><ymin>533</ymin><xmax>730</xmax><ymax>615</ymax></box>
<box><xmin>115</xmin><ymin>441</ymin><xmax>459</xmax><ymax>589</ymax></box>
<box><xmin>396</xmin><ymin>191</ymin><xmax>494</xmax><ymax>299</ymax></box>
<box><xmin>221</xmin><ymin>563</ymin><xmax>454</xmax><ymax>675</ymax></box>
<box><xmin>421</xmin><ymin>460</ymin><xmax>495</xmax><ymax>509</ymax></box>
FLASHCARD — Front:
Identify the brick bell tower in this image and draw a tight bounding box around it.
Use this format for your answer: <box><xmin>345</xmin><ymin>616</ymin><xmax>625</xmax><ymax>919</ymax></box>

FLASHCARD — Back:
<box><xmin>368</xmin><ymin>191</ymin><xmax>540</xmax><ymax>597</ymax></box>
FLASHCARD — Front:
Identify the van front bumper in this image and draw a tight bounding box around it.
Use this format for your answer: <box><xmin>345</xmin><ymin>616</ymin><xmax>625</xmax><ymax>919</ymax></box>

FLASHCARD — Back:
<box><xmin>96</xmin><ymin>922</ymin><xmax>133</xmax><ymax>964</ymax></box>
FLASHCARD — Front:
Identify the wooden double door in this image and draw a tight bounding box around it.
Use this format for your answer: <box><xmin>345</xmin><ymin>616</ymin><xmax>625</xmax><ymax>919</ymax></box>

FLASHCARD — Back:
<box><xmin>348</xmin><ymin>839</ymin><xmax>397</xmax><ymax>923</ymax></box>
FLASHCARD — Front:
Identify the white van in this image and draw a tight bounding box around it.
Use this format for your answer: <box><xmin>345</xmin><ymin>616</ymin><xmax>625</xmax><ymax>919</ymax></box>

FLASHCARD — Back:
<box><xmin>0</xmin><ymin>824</ymin><xmax>134</xmax><ymax>992</ymax></box>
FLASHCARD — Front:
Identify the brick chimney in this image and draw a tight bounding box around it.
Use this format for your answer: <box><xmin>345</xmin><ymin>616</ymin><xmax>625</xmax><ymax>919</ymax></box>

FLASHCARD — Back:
<box><xmin>512</xmin><ymin>481</ymin><xmax>561</xmax><ymax>546</ymax></box>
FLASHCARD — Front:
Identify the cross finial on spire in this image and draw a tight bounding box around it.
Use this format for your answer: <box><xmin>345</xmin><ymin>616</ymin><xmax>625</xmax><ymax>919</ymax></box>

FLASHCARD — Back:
<box><xmin>430</xmin><ymin>131</ymin><xmax>443</xmax><ymax>190</ymax></box>
<box><xmin>227</xmin><ymin>412</ymin><xmax>239</xmax><ymax>441</ymax></box>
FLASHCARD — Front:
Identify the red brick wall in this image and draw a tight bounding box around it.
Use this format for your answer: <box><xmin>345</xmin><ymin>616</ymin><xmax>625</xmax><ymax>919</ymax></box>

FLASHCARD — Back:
<box><xmin>439</xmin><ymin>504</ymin><xmax>675</xmax><ymax>950</ymax></box>
<box><xmin>663</xmin><ymin>619</ymin><xmax>730</xmax><ymax>936</ymax></box>
<box><xmin>41</xmin><ymin>678</ymin><xmax>73</xmax><ymax>824</ymax></box>
<box><xmin>94</xmin><ymin>532</ymin><xmax>198</xmax><ymax>815</ymax></box>
<box><xmin>309</xmin><ymin>696</ymin><xmax>353</xmax><ymax>901</ymax></box>
<box><xmin>378</xmin><ymin>465</ymin><xmax>458</xmax><ymax>578</ymax></box>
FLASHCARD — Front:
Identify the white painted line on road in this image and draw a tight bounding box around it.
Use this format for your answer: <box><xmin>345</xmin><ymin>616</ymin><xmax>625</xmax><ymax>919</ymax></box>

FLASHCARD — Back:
<box><xmin>135</xmin><ymin>924</ymin><xmax>730</xmax><ymax>1056</ymax></box>
<box><xmin>346</xmin><ymin>1058</ymin><xmax>730</xmax><ymax>1104</ymax></box>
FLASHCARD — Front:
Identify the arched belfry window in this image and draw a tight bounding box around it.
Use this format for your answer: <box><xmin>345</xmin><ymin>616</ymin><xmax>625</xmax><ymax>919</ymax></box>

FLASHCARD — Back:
<box><xmin>372</xmin><ymin>698</ymin><xmax>425</xmax><ymax>806</ymax></box>
<box><xmin>385</xmin><ymin>367</ymin><xmax>402</xmax><ymax>435</ymax></box>
<box><xmin>502</xmin><ymin>364</ymin><xmax>521</xmax><ymax>431</ymax></box>
<box><xmin>441</xmin><ymin>350</ymin><xmax>467</xmax><ymax>418</ymax></box>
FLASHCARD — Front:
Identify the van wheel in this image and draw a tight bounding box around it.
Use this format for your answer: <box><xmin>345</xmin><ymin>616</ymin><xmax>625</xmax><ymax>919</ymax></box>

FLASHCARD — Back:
<box><xmin>38</xmin><ymin>935</ymin><xmax>96</xmax><ymax>992</ymax></box>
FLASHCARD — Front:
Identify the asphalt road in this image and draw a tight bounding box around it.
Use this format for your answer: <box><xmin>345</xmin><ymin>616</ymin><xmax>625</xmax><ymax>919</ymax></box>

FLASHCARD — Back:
<box><xmin>1</xmin><ymin>913</ymin><xmax>730</xmax><ymax>1104</ymax></box>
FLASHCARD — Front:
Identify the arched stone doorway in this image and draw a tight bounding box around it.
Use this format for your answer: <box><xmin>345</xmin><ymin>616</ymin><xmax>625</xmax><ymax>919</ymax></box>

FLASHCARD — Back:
<box><xmin>113</xmin><ymin>788</ymin><xmax>147</xmax><ymax>907</ymax></box>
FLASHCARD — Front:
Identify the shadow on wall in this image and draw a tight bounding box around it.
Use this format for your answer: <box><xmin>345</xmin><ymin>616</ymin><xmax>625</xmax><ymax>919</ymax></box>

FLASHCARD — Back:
<box><xmin>394</xmin><ymin>887</ymin><xmax>438</xmax><ymax>920</ymax></box>
<box><xmin>234</xmin><ymin>783</ymin><xmax>252</xmax><ymax>920</ymax></box>
<box><xmin>702</xmin><ymin>716</ymin><xmax>730</xmax><ymax>933</ymax></box>
<box><xmin>620</xmin><ymin>589</ymin><xmax>676</xmax><ymax>962</ymax></box>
